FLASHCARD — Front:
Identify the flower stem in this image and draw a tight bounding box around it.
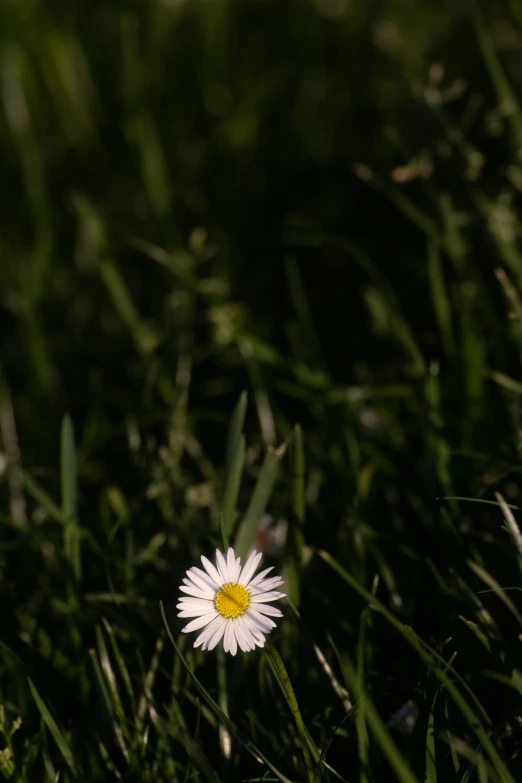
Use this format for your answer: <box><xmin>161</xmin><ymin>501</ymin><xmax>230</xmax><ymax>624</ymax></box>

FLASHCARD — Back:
<box><xmin>265</xmin><ymin>642</ymin><xmax>314</xmax><ymax>783</ymax></box>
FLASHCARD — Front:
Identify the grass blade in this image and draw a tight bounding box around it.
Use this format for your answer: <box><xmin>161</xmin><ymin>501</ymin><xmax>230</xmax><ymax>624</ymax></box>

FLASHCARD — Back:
<box><xmin>318</xmin><ymin>550</ymin><xmax>516</xmax><ymax>783</ymax></box>
<box><xmin>95</xmin><ymin>625</ymin><xmax>129</xmax><ymax>759</ymax></box>
<box><xmin>265</xmin><ymin>643</ymin><xmax>315</xmax><ymax>782</ymax></box>
<box><xmin>473</xmin><ymin>7</ymin><xmax>522</xmax><ymax>149</ymax></box>
<box><xmin>222</xmin><ymin>433</ymin><xmax>245</xmax><ymax>543</ymax></box>
<box><xmin>160</xmin><ymin>602</ymin><xmax>296</xmax><ymax>783</ymax></box>
<box><xmin>234</xmin><ymin>442</ymin><xmax>287</xmax><ymax>560</ymax></box>
<box><xmin>467</xmin><ymin>561</ymin><xmax>522</xmax><ymax>627</ymax></box>
<box><xmin>225</xmin><ymin>390</ymin><xmax>247</xmax><ymax>475</ymax></box>
<box><xmin>99</xmin><ymin>257</ymin><xmax>159</xmax><ymax>356</ymax></box>
<box><xmin>427</xmin><ymin>240</ymin><xmax>455</xmax><ymax>356</ymax></box>
<box><xmin>22</xmin><ymin>471</ymin><xmax>65</xmax><ymax>524</ymax></box>
<box><xmin>341</xmin><ymin>654</ymin><xmax>421</xmax><ymax>783</ymax></box>
<box><xmin>28</xmin><ymin>678</ymin><xmax>77</xmax><ymax>777</ymax></box>
<box><xmin>426</xmin><ymin>691</ymin><xmax>438</xmax><ymax>783</ymax></box>
<box><xmin>284</xmin><ymin>424</ymin><xmax>305</xmax><ymax>605</ymax></box>
<box><xmin>61</xmin><ymin>414</ymin><xmax>81</xmax><ymax>582</ymax></box>
<box><xmin>495</xmin><ymin>492</ymin><xmax>522</xmax><ymax>574</ymax></box>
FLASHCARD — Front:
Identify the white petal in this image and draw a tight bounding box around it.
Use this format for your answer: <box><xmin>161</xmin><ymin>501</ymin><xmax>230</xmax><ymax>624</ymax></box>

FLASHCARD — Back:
<box><xmin>180</xmin><ymin>585</ymin><xmax>213</xmax><ymax>600</ymax></box>
<box><xmin>206</xmin><ymin>618</ymin><xmax>228</xmax><ymax>651</ymax></box>
<box><xmin>249</xmin><ymin>591</ymin><xmax>286</xmax><ymax>603</ymax></box>
<box><xmin>251</xmin><ymin>577</ymin><xmax>284</xmax><ymax>593</ymax></box>
<box><xmin>224</xmin><ymin>621</ymin><xmax>237</xmax><ymax>656</ymax></box>
<box><xmin>182</xmin><ymin>612</ymin><xmax>218</xmax><ymax>633</ymax></box>
<box><xmin>245</xmin><ymin>621</ymin><xmax>266</xmax><ymax>648</ymax></box>
<box><xmin>235</xmin><ymin>557</ymin><xmax>241</xmax><ymax>581</ymax></box>
<box><xmin>239</xmin><ymin>618</ymin><xmax>258</xmax><ymax>651</ymax></box>
<box><xmin>201</xmin><ymin>555</ymin><xmax>224</xmax><ymax>587</ymax></box>
<box><xmin>251</xmin><ymin>603</ymin><xmax>283</xmax><ymax>618</ymax></box>
<box><xmin>239</xmin><ymin>551</ymin><xmax>262</xmax><ymax>586</ymax></box>
<box><xmin>184</xmin><ymin>576</ymin><xmax>214</xmax><ymax>598</ymax></box>
<box><xmin>188</xmin><ymin>567</ymin><xmax>219</xmax><ymax>593</ymax></box>
<box><xmin>216</xmin><ymin>549</ymin><xmax>230</xmax><ymax>583</ymax></box>
<box><xmin>234</xmin><ymin>621</ymin><xmax>250</xmax><ymax>652</ymax></box>
<box><xmin>177</xmin><ymin>606</ymin><xmax>215</xmax><ymax>618</ymax></box>
<box><xmin>194</xmin><ymin>616</ymin><xmax>222</xmax><ymax>648</ymax></box>
<box><xmin>227</xmin><ymin>548</ymin><xmax>237</xmax><ymax>580</ymax></box>
<box><xmin>229</xmin><ymin>628</ymin><xmax>238</xmax><ymax>656</ymax></box>
<box><xmin>247</xmin><ymin>609</ymin><xmax>275</xmax><ymax>633</ymax></box>
<box><xmin>176</xmin><ymin>595</ymin><xmax>214</xmax><ymax>609</ymax></box>
<box><xmin>248</xmin><ymin>566</ymin><xmax>273</xmax><ymax>587</ymax></box>
<box><xmin>242</xmin><ymin>620</ymin><xmax>260</xmax><ymax>650</ymax></box>
<box><xmin>223</xmin><ymin>620</ymin><xmax>231</xmax><ymax>653</ymax></box>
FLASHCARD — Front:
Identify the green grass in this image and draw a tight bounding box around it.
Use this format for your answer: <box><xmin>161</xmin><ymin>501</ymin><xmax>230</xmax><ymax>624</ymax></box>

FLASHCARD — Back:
<box><xmin>2</xmin><ymin>0</ymin><xmax>522</xmax><ymax>780</ymax></box>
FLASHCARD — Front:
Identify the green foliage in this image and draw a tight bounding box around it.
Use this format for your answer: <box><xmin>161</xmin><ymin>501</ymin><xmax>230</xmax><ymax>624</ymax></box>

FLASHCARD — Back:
<box><xmin>2</xmin><ymin>0</ymin><xmax>522</xmax><ymax>781</ymax></box>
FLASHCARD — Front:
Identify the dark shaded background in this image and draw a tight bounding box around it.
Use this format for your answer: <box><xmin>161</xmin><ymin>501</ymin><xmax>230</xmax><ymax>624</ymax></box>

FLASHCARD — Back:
<box><xmin>2</xmin><ymin>0</ymin><xmax>522</xmax><ymax>780</ymax></box>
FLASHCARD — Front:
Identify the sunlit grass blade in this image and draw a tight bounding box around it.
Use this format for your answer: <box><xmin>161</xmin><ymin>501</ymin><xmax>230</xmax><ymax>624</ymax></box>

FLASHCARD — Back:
<box><xmin>319</xmin><ymin>549</ymin><xmax>490</xmax><ymax>717</ymax></box>
<box><xmin>150</xmin><ymin>699</ymin><xmax>221</xmax><ymax>783</ymax></box>
<box><xmin>217</xmin><ymin>647</ymin><xmax>232</xmax><ymax>760</ymax></box>
<box><xmin>265</xmin><ymin>643</ymin><xmax>316</xmax><ymax>782</ymax></box>
<box><xmin>61</xmin><ymin>414</ymin><xmax>81</xmax><ymax>582</ymax></box>
<box><xmin>495</xmin><ymin>491</ymin><xmax>522</xmax><ymax>566</ymax></box>
<box><xmin>40</xmin><ymin>720</ymin><xmax>57</xmax><ymax>783</ymax></box>
<box><xmin>426</xmin><ymin>691</ymin><xmax>438</xmax><ymax>783</ymax></box>
<box><xmin>467</xmin><ymin>561</ymin><xmax>522</xmax><ymax>628</ymax></box>
<box><xmin>89</xmin><ymin>641</ymin><xmax>129</xmax><ymax>763</ymax></box>
<box><xmin>286</xmin><ymin>598</ymin><xmax>352</xmax><ymax>711</ymax></box>
<box><xmin>28</xmin><ymin>678</ymin><xmax>77</xmax><ymax>777</ymax></box>
<box><xmin>89</xmin><ymin>648</ymin><xmax>113</xmax><ymax>721</ymax></box>
<box><xmin>318</xmin><ymin>550</ymin><xmax>517</xmax><ymax>783</ymax></box>
<box><xmin>489</xmin><ymin>370</ymin><xmax>522</xmax><ymax>396</ymax></box>
<box><xmin>443</xmin><ymin>735</ymin><xmax>498</xmax><ymax>783</ymax></box>
<box><xmin>98</xmin><ymin>740</ymin><xmax>124</xmax><ymax>781</ymax></box>
<box><xmin>137</xmin><ymin>633</ymin><xmax>164</xmax><ymax>733</ymax></box>
<box><xmin>234</xmin><ymin>442</ymin><xmax>287</xmax><ymax>560</ymax></box>
<box><xmin>341</xmin><ymin>654</ymin><xmax>421</xmax><ymax>783</ymax></box>
<box><xmin>160</xmin><ymin>602</ymin><xmax>296</xmax><ymax>783</ymax></box>
<box><xmin>459</xmin><ymin>615</ymin><xmax>492</xmax><ymax>652</ymax></box>
<box><xmin>95</xmin><ymin>626</ymin><xmax>129</xmax><ymax>758</ymax></box>
<box><xmin>102</xmin><ymin>618</ymin><xmax>135</xmax><ymax>707</ymax></box>
<box><xmin>444</xmin><ymin>696</ymin><xmax>460</xmax><ymax>775</ymax></box>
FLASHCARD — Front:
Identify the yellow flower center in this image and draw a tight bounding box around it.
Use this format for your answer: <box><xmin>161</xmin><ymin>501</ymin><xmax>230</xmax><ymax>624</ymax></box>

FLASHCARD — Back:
<box><xmin>215</xmin><ymin>583</ymin><xmax>250</xmax><ymax>619</ymax></box>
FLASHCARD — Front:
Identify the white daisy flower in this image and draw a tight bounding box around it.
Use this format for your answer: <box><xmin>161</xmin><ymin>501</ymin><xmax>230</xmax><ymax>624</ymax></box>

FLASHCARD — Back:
<box><xmin>176</xmin><ymin>547</ymin><xmax>285</xmax><ymax>655</ymax></box>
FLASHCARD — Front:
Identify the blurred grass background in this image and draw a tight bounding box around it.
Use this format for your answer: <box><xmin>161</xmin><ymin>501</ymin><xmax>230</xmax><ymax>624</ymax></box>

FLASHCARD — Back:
<box><xmin>3</xmin><ymin>0</ymin><xmax>522</xmax><ymax>780</ymax></box>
